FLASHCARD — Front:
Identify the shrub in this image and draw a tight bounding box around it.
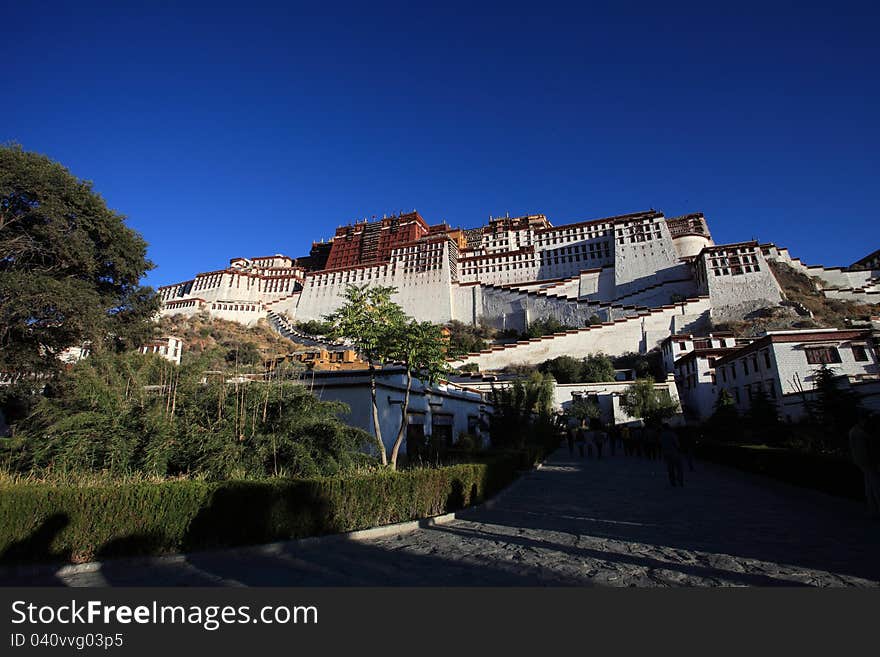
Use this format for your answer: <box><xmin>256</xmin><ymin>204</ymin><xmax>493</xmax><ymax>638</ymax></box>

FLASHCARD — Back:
<box><xmin>0</xmin><ymin>456</ymin><xmax>525</xmax><ymax>565</ymax></box>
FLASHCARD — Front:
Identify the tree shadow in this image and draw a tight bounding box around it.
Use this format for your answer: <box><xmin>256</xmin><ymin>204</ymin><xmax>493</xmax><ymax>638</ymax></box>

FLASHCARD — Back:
<box><xmin>0</xmin><ymin>513</ymin><xmax>71</xmax><ymax>584</ymax></box>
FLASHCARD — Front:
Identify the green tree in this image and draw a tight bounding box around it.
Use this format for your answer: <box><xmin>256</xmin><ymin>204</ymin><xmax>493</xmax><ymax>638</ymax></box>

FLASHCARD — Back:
<box><xmin>747</xmin><ymin>387</ymin><xmax>781</xmax><ymax>444</ymax></box>
<box><xmin>8</xmin><ymin>350</ymin><xmax>373</xmax><ymax>479</ymax></box>
<box><xmin>540</xmin><ymin>355</ymin><xmax>583</xmax><ymax>384</ymax></box>
<box><xmin>569</xmin><ymin>396</ymin><xmax>601</xmax><ymax>427</ymax></box>
<box><xmin>488</xmin><ymin>372</ymin><xmax>556</xmax><ymax>449</ymax></box>
<box><xmin>581</xmin><ymin>353</ymin><xmax>616</xmax><ymax>382</ymax></box>
<box><xmin>0</xmin><ymin>145</ymin><xmax>158</xmax><ymax>375</ymax></box>
<box><xmin>324</xmin><ymin>284</ymin><xmax>405</xmax><ymax>465</ymax></box>
<box><xmin>808</xmin><ymin>365</ymin><xmax>862</xmax><ymax>452</ymax></box>
<box><xmin>444</xmin><ymin>320</ymin><xmax>489</xmax><ymax>357</ymax></box>
<box><xmin>387</xmin><ymin>320</ymin><xmax>450</xmax><ymax>469</ymax></box>
<box><xmin>525</xmin><ymin>316</ymin><xmax>576</xmax><ymax>338</ymax></box>
<box><xmin>706</xmin><ymin>389</ymin><xmax>740</xmax><ymax>441</ymax></box>
<box><xmin>620</xmin><ymin>379</ymin><xmax>680</xmax><ymax>425</ymax></box>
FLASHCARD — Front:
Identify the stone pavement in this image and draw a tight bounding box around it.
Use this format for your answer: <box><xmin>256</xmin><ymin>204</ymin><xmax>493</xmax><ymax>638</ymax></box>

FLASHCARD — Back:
<box><xmin>6</xmin><ymin>448</ymin><xmax>880</xmax><ymax>586</ymax></box>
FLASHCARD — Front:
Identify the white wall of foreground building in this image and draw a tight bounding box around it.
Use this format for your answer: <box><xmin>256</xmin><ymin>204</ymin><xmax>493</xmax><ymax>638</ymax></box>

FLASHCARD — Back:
<box><xmin>305</xmin><ymin>368</ymin><xmax>491</xmax><ymax>455</ymax></box>
<box><xmin>712</xmin><ymin>328</ymin><xmax>879</xmax><ymax>422</ymax></box>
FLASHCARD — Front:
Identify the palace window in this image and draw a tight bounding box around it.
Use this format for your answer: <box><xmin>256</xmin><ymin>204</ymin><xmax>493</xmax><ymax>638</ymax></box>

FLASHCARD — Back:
<box><xmin>852</xmin><ymin>345</ymin><xmax>869</xmax><ymax>362</ymax></box>
<box><xmin>805</xmin><ymin>346</ymin><xmax>841</xmax><ymax>365</ymax></box>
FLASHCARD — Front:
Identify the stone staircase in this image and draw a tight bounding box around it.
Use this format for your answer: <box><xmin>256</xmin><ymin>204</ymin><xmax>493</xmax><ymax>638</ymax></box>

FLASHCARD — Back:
<box><xmin>449</xmin><ymin>296</ymin><xmax>711</xmax><ymax>371</ymax></box>
<box><xmin>265</xmin><ymin>310</ymin><xmax>349</xmax><ymax>350</ymax></box>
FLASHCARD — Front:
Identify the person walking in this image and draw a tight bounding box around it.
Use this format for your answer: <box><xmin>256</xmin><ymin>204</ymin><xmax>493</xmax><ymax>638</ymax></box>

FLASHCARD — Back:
<box><xmin>566</xmin><ymin>423</ymin><xmax>576</xmax><ymax>458</ymax></box>
<box><xmin>576</xmin><ymin>424</ymin><xmax>586</xmax><ymax>458</ymax></box>
<box><xmin>592</xmin><ymin>421</ymin><xmax>606</xmax><ymax>460</ymax></box>
<box><xmin>660</xmin><ymin>422</ymin><xmax>684</xmax><ymax>487</ymax></box>
<box><xmin>849</xmin><ymin>411</ymin><xmax>880</xmax><ymax>518</ymax></box>
<box><xmin>680</xmin><ymin>429</ymin><xmax>696</xmax><ymax>472</ymax></box>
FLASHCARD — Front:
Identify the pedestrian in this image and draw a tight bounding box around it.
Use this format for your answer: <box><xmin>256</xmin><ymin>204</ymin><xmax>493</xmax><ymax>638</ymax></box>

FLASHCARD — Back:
<box><xmin>576</xmin><ymin>424</ymin><xmax>586</xmax><ymax>458</ymax></box>
<box><xmin>849</xmin><ymin>411</ymin><xmax>880</xmax><ymax>518</ymax></box>
<box><xmin>621</xmin><ymin>425</ymin><xmax>632</xmax><ymax>457</ymax></box>
<box><xmin>631</xmin><ymin>424</ymin><xmax>644</xmax><ymax>458</ymax></box>
<box><xmin>680</xmin><ymin>429</ymin><xmax>696</xmax><ymax>472</ymax></box>
<box><xmin>660</xmin><ymin>422</ymin><xmax>684</xmax><ymax>487</ymax></box>
<box><xmin>609</xmin><ymin>426</ymin><xmax>618</xmax><ymax>457</ymax></box>
<box><xmin>592</xmin><ymin>421</ymin><xmax>606</xmax><ymax>460</ymax></box>
<box><xmin>644</xmin><ymin>424</ymin><xmax>659</xmax><ymax>461</ymax></box>
<box><xmin>566</xmin><ymin>423</ymin><xmax>576</xmax><ymax>458</ymax></box>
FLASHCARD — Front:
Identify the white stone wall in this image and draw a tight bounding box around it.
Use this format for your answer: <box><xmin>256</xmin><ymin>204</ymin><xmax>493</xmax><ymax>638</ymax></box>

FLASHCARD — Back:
<box><xmin>700</xmin><ymin>246</ymin><xmax>783</xmax><ymax>321</ymax></box>
<box><xmin>613</xmin><ymin>216</ymin><xmax>681</xmax><ymax>295</ymax></box>
<box><xmin>451</xmin><ymin>297</ymin><xmax>711</xmax><ymax>370</ymax></box>
<box><xmin>716</xmin><ymin>332</ymin><xmax>879</xmax><ymax>421</ymax></box>
<box><xmin>308</xmin><ymin>369</ymin><xmax>490</xmax><ymax>454</ymax></box>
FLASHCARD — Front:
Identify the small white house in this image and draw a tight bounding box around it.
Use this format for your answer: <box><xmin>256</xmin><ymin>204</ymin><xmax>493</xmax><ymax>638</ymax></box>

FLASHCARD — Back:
<box><xmin>139</xmin><ymin>336</ymin><xmax>184</xmax><ymax>365</ymax></box>
<box><xmin>305</xmin><ymin>367</ymin><xmax>491</xmax><ymax>455</ymax></box>
<box><xmin>713</xmin><ymin>328</ymin><xmax>879</xmax><ymax>421</ymax></box>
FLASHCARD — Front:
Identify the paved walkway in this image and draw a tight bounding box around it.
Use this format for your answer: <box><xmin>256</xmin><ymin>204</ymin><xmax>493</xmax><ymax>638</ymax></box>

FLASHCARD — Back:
<box><xmin>7</xmin><ymin>449</ymin><xmax>880</xmax><ymax>586</ymax></box>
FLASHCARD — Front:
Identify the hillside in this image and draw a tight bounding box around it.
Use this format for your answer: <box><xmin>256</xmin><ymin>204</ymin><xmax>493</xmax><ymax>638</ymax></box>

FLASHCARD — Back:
<box><xmin>156</xmin><ymin>312</ymin><xmax>305</xmax><ymax>367</ymax></box>
<box><xmin>712</xmin><ymin>261</ymin><xmax>879</xmax><ymax>337</ymax></box>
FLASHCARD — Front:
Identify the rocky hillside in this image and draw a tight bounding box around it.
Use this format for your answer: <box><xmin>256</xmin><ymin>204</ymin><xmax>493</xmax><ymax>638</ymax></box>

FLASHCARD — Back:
<box><xmin>712</xmin><ymin>261</ymin><xmax>879</xmax><ymax>337</ymax></box>
<box><xmin>156</xmin><ymin>312</ymin><xmax>306</xmax><ymax>367</ymax></box>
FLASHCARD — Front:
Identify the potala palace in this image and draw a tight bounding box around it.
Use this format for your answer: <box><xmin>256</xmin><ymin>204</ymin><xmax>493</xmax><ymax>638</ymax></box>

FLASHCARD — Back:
<box><xmin>158</xmin><ymin>209</ymin><xmax>880</xmax><ymax>371</ymax></box>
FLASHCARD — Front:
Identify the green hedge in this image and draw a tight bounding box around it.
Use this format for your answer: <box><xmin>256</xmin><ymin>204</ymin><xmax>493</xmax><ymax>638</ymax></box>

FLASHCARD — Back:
<box><xmin>696</xmin><ymin>442</ymin><xmax>864</xmax><ymax>500</ymax></box>
<box><xmin>0</xmin><ymin>457</ymin><xmax>525</xmax><ymax>566</ymax></box>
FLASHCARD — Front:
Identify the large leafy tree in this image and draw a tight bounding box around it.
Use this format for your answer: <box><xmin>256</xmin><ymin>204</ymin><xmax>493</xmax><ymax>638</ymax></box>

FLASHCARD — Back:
<box><xmin>0</xmin><ymin>145</ymin><xmax>158</xmax><ymax>374</ymax></box>
<box><xmin>387</xmin><ymin>320</ymin><xmax>449</xmax><ymax>469</ymax></box>
<box><xmin>620</xmin><ymin>378</ymin><xmax>680</xmax><ymax>425</ymax></box>
<box><xmin>324</xmin><ymin>284</ymin><xmax>405</xmax><ymax>465</ymax></box>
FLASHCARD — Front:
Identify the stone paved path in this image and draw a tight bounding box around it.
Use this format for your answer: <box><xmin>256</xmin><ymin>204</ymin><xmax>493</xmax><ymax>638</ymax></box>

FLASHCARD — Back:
<box><xmin>6</xmin><ymin>449</ymin><xmax>880</xmax><ymax>586</ymax></box>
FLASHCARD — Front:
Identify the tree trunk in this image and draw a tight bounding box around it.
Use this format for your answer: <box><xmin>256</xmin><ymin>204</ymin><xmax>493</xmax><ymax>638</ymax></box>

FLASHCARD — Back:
<box><xmin>389</xmin><ymin>370</ymin><xmax>412</xmax><ymax>470</ymax></box>
<box><xmin>369</xmin><ymin>364</ymin><xmax>387</xmax><ymax>466</ymax></box>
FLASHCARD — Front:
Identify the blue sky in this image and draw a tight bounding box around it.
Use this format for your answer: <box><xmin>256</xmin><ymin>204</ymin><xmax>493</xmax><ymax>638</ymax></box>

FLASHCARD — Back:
<box><xmin>3</xmin><ymin>2</ymin><xmax>878</xmax><ymax>288</ymax></box>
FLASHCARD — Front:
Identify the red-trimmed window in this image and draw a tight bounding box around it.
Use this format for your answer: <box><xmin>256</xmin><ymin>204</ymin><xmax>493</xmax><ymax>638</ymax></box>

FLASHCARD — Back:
<box><xmin>805</xmin><ymin>346</ymin><xmax>841</xmax><ymax>365</ymax></box>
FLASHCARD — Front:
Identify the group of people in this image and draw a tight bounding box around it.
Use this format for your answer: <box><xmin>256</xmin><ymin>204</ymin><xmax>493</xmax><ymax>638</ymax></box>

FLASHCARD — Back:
<box><xmin>564</xmin><ymin>418</ymin><xmax>694</xmax><ymax>488</ymax></box>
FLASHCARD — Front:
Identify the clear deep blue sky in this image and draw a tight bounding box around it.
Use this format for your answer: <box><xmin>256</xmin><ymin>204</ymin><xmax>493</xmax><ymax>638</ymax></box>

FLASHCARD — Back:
<box><xmin>3</xmin><ymin>2</ymin><xmax>878</xmax><ymax>288</ymax></box>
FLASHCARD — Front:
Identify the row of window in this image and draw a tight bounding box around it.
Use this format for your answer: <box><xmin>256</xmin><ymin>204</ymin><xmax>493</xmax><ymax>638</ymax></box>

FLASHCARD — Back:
<box><xmin>211</xmin><ymin>303</ymin><xmax>259</xmax><ymax>312</ymax></box>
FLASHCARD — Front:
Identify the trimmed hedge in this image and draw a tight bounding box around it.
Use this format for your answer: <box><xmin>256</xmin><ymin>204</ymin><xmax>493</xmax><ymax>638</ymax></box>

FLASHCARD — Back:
<box><xmin>0</xmin><ymin>457</ymin><xmax>525</xmax><ymax>565</ymax></box>
<box><xmin>696</xmin><ymin>442</ymin><xmax>864</xmax><ymax>500</ymax></box>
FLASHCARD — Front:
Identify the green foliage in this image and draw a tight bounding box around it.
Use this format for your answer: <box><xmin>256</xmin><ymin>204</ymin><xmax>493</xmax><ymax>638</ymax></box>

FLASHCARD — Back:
<box><xmin>569</xmin><ymin>396</ymin><xmax>601</xmax><ymax>425</ymax></box>
<box><xmin>538</xmin><ymin>353</ymin><xmax>615</xmax><ymax>384</ymax></box>
<box><xmin>0</xmin><ymin>145</ymin><xmax>159</xmax><ymax>374</ymax></box>
<box><xmin>324</xmin><ymin>285</ymin><xmax>405</xmax><ymax>365</ymax></box>
<box><xmin>747</xmin><ymin>388</ymin><xmax>781</xmax><ymax>444</ymax></box>
<box><xmin>324</xmin><ymin>285</ymin><xmax>406</xmax><ymax>465</ymax></box>
<box><xmin>387</xmin><ymin>320</ymin><xmax>451</xmax><ymax>468</ymax></box>
<box><xmin>620</xmin><ymin>379</ymin><xmax>680</xmax><ymax>425</ymax></box>
<box><xmin>488</xmin><ymin>372</ymin><xmax>557</xmax><ymax>449</ymax></box>
<box><xmin>0</xmin><ymin>456</ymin><xmax>524</xmax><ymax>565</ymax></box>
<box><xmin>525</xmin><ymin>316</ymin><xmax>577</xmax><ymax>338</ymax></box>
<box><xmin>445</xmin><ymin>320</ymin><xmax>490</xmax><ymax>357</ymax></box>
<box><xmin>457</xmin><ymin>363</ymin><xmax>480</xmax><ymax>373</ymax></box>
<box><xmin>706</xmin><ymin>389</ymin><xmax>740</xmax><ymax>441</ymax></box>
<box><xmin>5</xmin><ymin>351</ymin><xmax>374</xmax><ymax>480</ymax></box>
<box><xmin>539</xmin><ymin>355</ymin><xmax>582</xmax><ymax>384</ymax></box>
<box><xmin>223</xmin><ymin>341</ymin><xmax>262</xmax><ymax>366</ymax></box>
<box><xmin>806</xmin><ymin>365</ymin><xmax>863</xmax><ymax>452</ymax></box>
<box><xmin>294</xmin><ymin>319</ymin><xmax>334</xmax><ymax>336</ymax></box>
<box><xmin>613</xmin><ymin>350</ymin><xmax>665</xmax><ymax>382</ymax></box>
<box><xmin>581</xmin><ymin>353</ymin><xmax>616</xmax><ymax>382</ymax></box>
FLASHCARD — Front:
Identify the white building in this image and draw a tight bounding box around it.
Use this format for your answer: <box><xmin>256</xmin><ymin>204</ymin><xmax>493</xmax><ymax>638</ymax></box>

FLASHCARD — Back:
<box><xmin>713</xmin><ymin>328</ymin><xmax>879</xmax><ymax>422</ymax></box>
<box><xmin>448</xmin><ymin>372</ymin><xmax>684</xmax><ymax>427</ymax></box>
<box><xmin>306</xmin><ymin>367</ymin><xmax>491</xmax><ymax>455</ymax></box>
<box><xmin>138</xmin><ymin>336</ymin><xmax>184</xmax><ymax>365</ymax></box>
